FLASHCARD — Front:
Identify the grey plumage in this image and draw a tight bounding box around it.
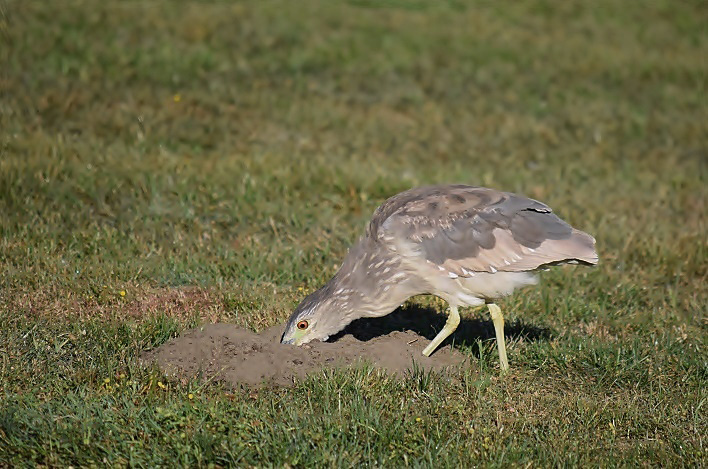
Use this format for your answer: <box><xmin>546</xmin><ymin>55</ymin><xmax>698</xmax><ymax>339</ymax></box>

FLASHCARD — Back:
<box><xmin>282</xmin><ymin>185</ymin><xmax>598</xmax><ymax>369</ymax></box>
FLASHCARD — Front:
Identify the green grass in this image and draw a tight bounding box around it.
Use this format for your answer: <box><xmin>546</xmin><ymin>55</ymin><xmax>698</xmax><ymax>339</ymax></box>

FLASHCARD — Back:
<box><xmin>1</xmin><ymin>0</ymin><xmax>706</xmax><ymax>466</ymax></box>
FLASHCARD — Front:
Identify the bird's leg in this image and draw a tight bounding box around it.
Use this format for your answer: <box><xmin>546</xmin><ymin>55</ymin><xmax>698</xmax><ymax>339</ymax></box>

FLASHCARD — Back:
<box><xmin>422</xmin><ymin>305</ymin><xmax>460</xmax><ymax>357</ymax></box>
<box><xmin>487</xmin><ymin>303</ymin><xmax>509</xmax><ymax>371</ymax></box>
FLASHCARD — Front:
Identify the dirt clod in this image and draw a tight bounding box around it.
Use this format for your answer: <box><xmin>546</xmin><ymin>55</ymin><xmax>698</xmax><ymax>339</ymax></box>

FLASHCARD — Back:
<box><xmin>143</xmin><ymin>322</ymin><xmax>466</xmax><ymax>387</ymax></box>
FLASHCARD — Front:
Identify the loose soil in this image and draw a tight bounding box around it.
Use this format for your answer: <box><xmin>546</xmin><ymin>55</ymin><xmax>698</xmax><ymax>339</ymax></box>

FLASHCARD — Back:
<box><xmin>144</xmin><ymin>308</ymin><xmax>468</xmax><ymax>387</ymax></box>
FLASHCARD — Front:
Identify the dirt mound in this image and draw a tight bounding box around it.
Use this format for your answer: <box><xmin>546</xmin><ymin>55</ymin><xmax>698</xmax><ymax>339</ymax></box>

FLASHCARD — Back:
<box><xmin>144</xmin><ymin>320</ymin><xmax>467</xmax><ymax>387</ymax></box>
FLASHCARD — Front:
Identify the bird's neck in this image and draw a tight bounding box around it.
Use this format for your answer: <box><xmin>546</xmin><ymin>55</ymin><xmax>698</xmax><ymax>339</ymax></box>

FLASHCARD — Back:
<box><xmin>329</xmin><ymin>237</ymin><xmax>413</xmax><ymax>317</ymax></box>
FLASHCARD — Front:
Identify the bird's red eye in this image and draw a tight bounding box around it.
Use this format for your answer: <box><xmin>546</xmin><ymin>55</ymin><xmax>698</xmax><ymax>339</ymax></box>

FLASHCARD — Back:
<box><xmin>297</xmin><ymin>320</ymin><xmax>309</xmax><ymax>330</ymax></box>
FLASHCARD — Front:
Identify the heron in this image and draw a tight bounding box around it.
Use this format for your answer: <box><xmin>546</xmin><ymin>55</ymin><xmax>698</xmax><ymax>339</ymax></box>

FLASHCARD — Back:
<box><xmin>281</xmin><ymin>185</ymin><xmax>598</xmax><ymax>370</ymax></box>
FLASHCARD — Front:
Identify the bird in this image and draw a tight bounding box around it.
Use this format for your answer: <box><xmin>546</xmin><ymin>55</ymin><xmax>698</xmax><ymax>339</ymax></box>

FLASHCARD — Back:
<box><xmin>281</xmin><ymin>185</ymin><xmax>598</xmax><ymax>370</ymax></box>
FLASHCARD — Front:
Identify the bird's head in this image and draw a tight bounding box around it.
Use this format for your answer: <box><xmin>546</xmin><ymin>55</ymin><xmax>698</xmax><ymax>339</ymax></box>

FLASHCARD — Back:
<box><xmin>281</xmin><ymin>284</ymin><xmax>360</xmax><ymax>346</ymax></box>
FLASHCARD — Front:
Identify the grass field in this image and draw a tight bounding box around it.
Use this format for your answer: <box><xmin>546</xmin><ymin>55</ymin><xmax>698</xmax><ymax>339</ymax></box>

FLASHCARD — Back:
<box><xmin>1</xmin><ymin>0</ymin><xmax>706</xmax><ymax>466</ymax></box>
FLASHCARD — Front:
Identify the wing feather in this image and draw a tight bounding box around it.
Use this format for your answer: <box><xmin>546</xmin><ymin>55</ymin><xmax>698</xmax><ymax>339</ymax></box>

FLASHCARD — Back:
<box><xmin>370</xmin><ymin>185</ymin><xmax>598</xmax><ymax>276</ymax></box>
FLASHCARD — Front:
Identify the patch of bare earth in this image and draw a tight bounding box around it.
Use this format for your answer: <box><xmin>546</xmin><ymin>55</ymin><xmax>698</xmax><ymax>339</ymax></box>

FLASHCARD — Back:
<box><xmin>8</xmin><ymin>286</ymin><xmax>221</xmax><ymax>322</ymax></box>
<box><xmin>122</xmin><ymin>287</ymin><xmax>220</xmax><ymax>322</ymax></box>
<box><xmin>143</xmin><ymin>323</ymin><xmax>467</xmax><ymax>387</ymax></box>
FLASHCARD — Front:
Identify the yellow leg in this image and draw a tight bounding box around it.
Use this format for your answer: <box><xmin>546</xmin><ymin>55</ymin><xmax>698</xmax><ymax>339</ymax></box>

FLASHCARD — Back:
<box><xmin>422</xmin><ymin>305</ymin><xmax>460</xmax><ymax>357</ymax></box>
<box><xmin>487</xmin><ymin>303</ymin><xmax>509</xmax><ymax>371</ymax></box>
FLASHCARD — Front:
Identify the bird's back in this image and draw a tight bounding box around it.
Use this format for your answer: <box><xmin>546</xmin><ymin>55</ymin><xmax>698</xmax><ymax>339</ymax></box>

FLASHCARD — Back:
<box><xmin>367</xmin><ymin>185</ymin><xmax>598</xmax><ymax>279</ymax></box>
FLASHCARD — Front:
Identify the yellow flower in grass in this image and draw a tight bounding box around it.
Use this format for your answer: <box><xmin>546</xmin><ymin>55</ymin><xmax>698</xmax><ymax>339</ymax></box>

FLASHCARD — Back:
<box><xmin>120</xmin><ymin>290</ymin><xmax>126</xmax><ymax>297</ymax></box>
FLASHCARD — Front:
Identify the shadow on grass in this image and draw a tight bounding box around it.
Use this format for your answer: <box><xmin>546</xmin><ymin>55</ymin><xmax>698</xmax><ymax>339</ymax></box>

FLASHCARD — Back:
<box><xmin>329</xmin><ymin>303</ymin><xmax>554</xmax><ymax>356</ymax></box>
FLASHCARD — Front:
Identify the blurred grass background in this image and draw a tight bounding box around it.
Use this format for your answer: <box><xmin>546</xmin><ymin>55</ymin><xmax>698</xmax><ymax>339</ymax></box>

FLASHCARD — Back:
<box><xmin>0</xmin><ymin>0</ymin><xmax>706</xmax><ymax>466</ymax></box>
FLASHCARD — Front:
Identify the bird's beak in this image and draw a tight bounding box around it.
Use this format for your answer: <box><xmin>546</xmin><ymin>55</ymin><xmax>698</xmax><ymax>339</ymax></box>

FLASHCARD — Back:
<box><xmin>281</xmin><ymin>330</ymin><xmax>296</xmax><ymax>345</ymax></box>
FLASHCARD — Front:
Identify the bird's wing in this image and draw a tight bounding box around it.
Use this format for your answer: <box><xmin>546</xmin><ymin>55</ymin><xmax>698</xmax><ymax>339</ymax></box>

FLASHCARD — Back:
<box><xmin>369</xmin><ymin>185</ymin><xmax>597</xmax><ymax>276</ymax></box>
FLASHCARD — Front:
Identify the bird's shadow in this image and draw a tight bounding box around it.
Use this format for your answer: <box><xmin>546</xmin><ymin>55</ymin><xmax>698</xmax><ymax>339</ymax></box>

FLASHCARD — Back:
<box><xmin>329</xmin><ymin>303</ymin><xmax>554</xmax><ymax>356</ymax></box>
